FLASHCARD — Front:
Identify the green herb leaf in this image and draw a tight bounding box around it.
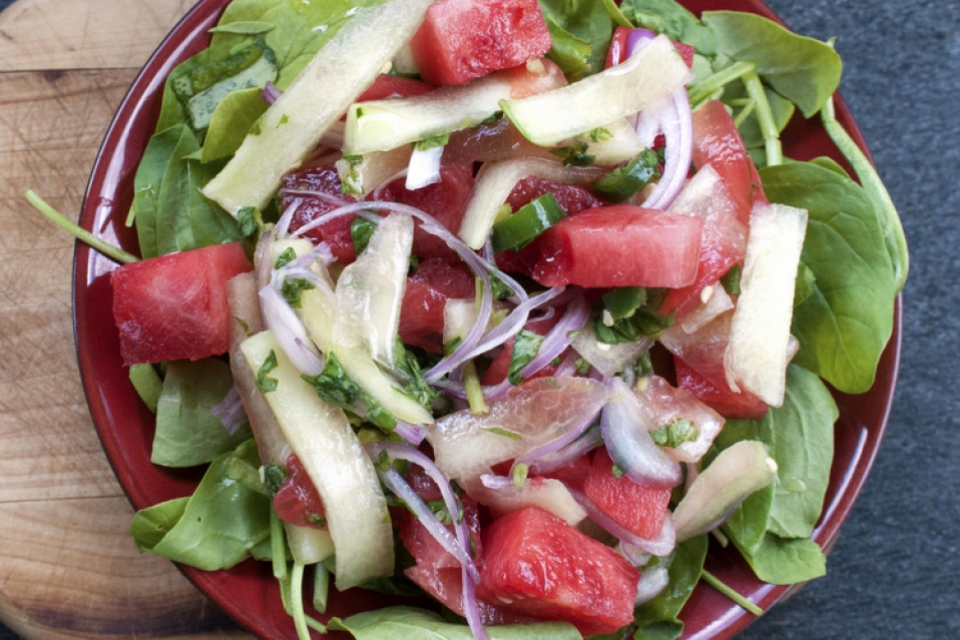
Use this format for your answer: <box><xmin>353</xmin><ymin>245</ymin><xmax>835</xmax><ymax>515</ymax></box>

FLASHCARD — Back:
<box><xmin>650</xmin><ymin>418</ymin><xmax>699</xmax><ymax>448</ymax></box>
<box><xmin>632</xmin><ymin>535</ymin><xmax>709</xmax><ymax>638</ymax></box>
<box><xmin>592</xmin><ymin>148</ymin><xmax>660</xmax><ymax>203</ymax></box>
<box><xmin>507</xmin><ymin>329</ymin><xmax>545</xmax><ymax>385</ymax></box>
<box><xmin>593</xmin><ymin>288</ymin><xmax>674</xmax><ymax>344</ymax></box>
<box><xmin>274</xmin><ymin>246</ymin><xmax>297</xmax><ymax>269</ymax></box>
<box><xmin>620</xmin><ymin>0</ymin><xmax>717</xmax><ymax>55</ymax></box>
<box><xmin>256</xmin><ymin>349</ymin><xmax>279</xmax><ymax>393</ymax></box>
<box><xmin>482</xmin><ymin>427</ymin><xmax>523</xmax><ymax>441</ymax></box>
<box><xmin>236</xmin><ymin>205</ymin><xmax>263</xmax><ymax>239</ymax></box>
<box><xmin>301</xmin><ymin>352</ymin><xmax>397</xmax><ymax>429</ymax></box>
<box><xmin>538</xmin><ymin>0</ymin><xmax>616</xmax><ymax>79</ymax></box>
<box><xmin>280</xmin><ymin>276</ymin><xmax>316</xmax><ymax>308</ymax></box>
<box><xmin>351</xmin><ymin>217</ymin><xmax>378</xmax><ymax>255</ymax></box>
<box><xmin>550</xmin><ymin>140</ymin><xmax>595</xmax><ymax>166</ymax></box>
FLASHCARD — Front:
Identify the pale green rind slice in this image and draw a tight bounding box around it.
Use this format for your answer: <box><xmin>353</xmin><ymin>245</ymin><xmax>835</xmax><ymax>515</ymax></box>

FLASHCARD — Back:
<box><xmin>673</xmin><ymin>440</ymin><xmax>778</xmax><ymax>542</ymax></box>
<box><xmin>724</xmin><ymin>202</ymin><xmax>808</xmax><ymax>407</ymax></box>
<box><xmin>240</xmin><ymin>330</ymin><xmax>394</xmax><ymax>589</ymax></box>
<box><xmin>500</xmin><ymin>35</ymin><xmax>693</xmax><ymax>147</ymax></box>
<box><xmin>203</xmin><ymin>0</ymin><xmax>437</xmax><ymax>214</ymax></box>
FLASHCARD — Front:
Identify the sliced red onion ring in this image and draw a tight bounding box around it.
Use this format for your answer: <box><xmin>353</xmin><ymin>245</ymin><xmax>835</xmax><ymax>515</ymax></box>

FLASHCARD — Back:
<box><xmin>211</xmin><ymin>385</ymin><xmax>247</xmax><ymax>435</ymax></box>
<box><xmin>365</xmin><ymin>442</ymin><xmax>480</xmax><ymax>582</ymax></box>
<box><xmin>461</xmin><ymin>564</ymin><xmax>488</xmax><ymax>640</ymax></box>
<box><xmin>568</xmin><ymin>488</ymin><xmax>676</xmax><ymax>557</ymax></box>
<box><xmin>276</xmin><ymin>188</ymin><xmax>353</xmax><ymax>216</ymax></box>
<box><xmin>259</xmin><ymin>284</ymin><xmax>324</xmax><ymax>376</ymax></box>
<box><xmin>289</xmin><ymin>200</ymin><xmax>541</xmax><ymax>385</ymax></box>
<box><xmin>623</xmin><ymin>29</ymin><xmax>693</xmax><ymax>212</ymax></box>
<box><xmin>393</xmin><ymin>419</ymin><xmax>427</xmax><ymax>446</ymax></box>
<box><xmin>525</xmin><ymin>423</ymin><xmax>602</xmax><ymax>476</ymax></box>
<box><xmin>601</xmin><ymin>378</ymin><xmax>684</xmax><ymax>488</ymax></box>
<box><xmin>483</xmin><ymin>296</ymin><xmax>591</xmax><ymax>401</ymax></box>
<box><xmin>261</xmin><ymin>81</ymin><xmax>281</xmax><ymax>105</ymax></box>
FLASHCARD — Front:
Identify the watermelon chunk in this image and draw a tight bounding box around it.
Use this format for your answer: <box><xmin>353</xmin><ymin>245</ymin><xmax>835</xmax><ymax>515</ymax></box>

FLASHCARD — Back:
<box><xmin>111</xmin><ymin>242</ymin><xmax>253</xmax><ymax>365</ymax></box>
<box><xmin>410</xmin><ymin>0</ymin><xmax>552</xmax><ymax>86</ymax></box>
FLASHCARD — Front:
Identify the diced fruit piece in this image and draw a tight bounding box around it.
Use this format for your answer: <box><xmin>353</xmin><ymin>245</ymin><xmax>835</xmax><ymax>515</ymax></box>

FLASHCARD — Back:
<box><xmin>203</xmin><ymin>0</ymin><xmax>438</xmax><ymax>212</ymax></box>
<box><xmin>637</xmin><ymin>375</ymin><xmax>725</xmax><ymax>464</ymax></box>
<box><xmin>659</xmin><ymin>164</ymin><xmax>747</xmax><ymax>319</ymax></box>
<box><xmin>690</xmin><ymin>100</ymin><xmax>762</xmax><ymax>226</ymax></box>
<box><xmin>674</xmin><ymin>356</ymin><xmax>768</xmax><ymax>420</ymax></box>
<box><xmin>501</xmin><ymin>35</ymin><xmax>692</xmax><ymax>147</ymax></box>
<box><xmin>506</xmin><ymin>175</ymin><xmax>603</xmax><ymax>214</ymax></box>
<box><xmin>531</xmin><ymin>205</ymin><xmax>702</xmax><ymax>288</ymax></box>
<box><xmin>377</xmin><ymin>164</ymin><xmax>474</xmax><ymax>259</ymax></box>
<box><xmin>480</xmin><ymin>309</ymin><xmax>562</xmax><ymax>386</ymax></box>
<box><xmin>410</xmin><ymin>0</ymin><xmax>552</xmax><ymax>86</ymax></box>
<box><xmin>427</xmin><ymin>377</ymin><xmax>613</xmax><ymax>484</ymax></box>
<box><xmin>724</xmin><ymin>202</ymin><xmax>808</xmax><ymax>407</ymax></box>
<box><xmin>478</xmin><ymin>506</ymin><xmax>639</xmax><ymax>636</ymax></box>
<box><xmin>112</xmin><ymin>242</ymin><xmax>253</xmax><ymax>365</ymax></box>
<box><xmin>399</xmin><ymin>258</ymin><xmax>476</xmax><ymax>353</ymax></box>
<box><xmin>358</xmin><ymin>74</ymin><xmax>435</xmax><ymax>101</ymax></box>
<box><xmin>471</xmin><ymin>476</ymin><xmax>588</xmax><ymax>526</ymax></box>
<box><xmin>273</xmin><ymin>454</ymin><xmax>327</xmax><ymax>529</ymax></box>
<box><xmin>280</xmin><ymin>164</ymin><xmax>357</xmax><ymax>264</ymax></box>
<box><xmin>583</xmin><ymin>447</ymin><xmax>672</xmax><ymax>540</ymax></box>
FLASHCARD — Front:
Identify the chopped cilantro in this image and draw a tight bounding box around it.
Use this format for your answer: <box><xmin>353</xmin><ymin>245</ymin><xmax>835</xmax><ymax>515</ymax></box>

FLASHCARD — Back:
<box><xmin>280</xmin><ymin>277</ymin><xmax>315</xmax><ymax>308</ymax></box>
<box><xmin>551</xmin><ymin>140</ymin><xmax>595</xmax><ymax>166</ymax></box>
<box><xmin>274</xmin><ymin>247</ymin><xmax>297</xmax><ymax>269</ymax></box>
<box><xmin>414</xmin><ymin>132</ymin><xmax>450</xmax><ymax>151</ymax></box>
<box><xmin>721</xmin><ymin>263</ymin><xmax>742</xmax><ymax>295</ymax></box>
<box><xmin>650</xmin><ymin>418</ymin><xmax>700</xmax><ymax>448</ymax></box>
<box><xmin>302</xmin><ymin>353</ymin><xmax>397</xmax><ymax>429</ymax></box>
<box><xmin>262</xmin><ymin>464</ymin><xmax>287</xmax><ymax>497</ymax></box>
<box><xmin>507</xmin><ymin>329</ymin><xmax>545</xmax><ymax>385</ymax></box>
<box><xmin>482</xmin><ymin>427</ymin><xmax>523</xmax><ymax>441</ymax></box>
<box><xmin>593</xmin><ymin>288</ymin><xmax>675</xmax><ymax>344</ymax></box>
<box><xmin>236</xmin><ymin>206</ymin><xmax>263</xmax><ymax>239</ymax></box>
<box><xmin>350</xmin><ymin>217</ymin><xmax>378</xmax><ymax>255</ymax></box>
<box><xmin>256</xmin><ymin>350</ymin><xmax>279</xmax><ymax>393</ymax></box>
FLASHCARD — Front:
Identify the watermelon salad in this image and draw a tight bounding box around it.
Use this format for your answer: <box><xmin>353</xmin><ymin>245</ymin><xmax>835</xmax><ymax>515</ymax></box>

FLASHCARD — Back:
<box><xmin>30</xmin><ymin>0</ymin><xmax>906</xmax><ymax>638</ymax></box>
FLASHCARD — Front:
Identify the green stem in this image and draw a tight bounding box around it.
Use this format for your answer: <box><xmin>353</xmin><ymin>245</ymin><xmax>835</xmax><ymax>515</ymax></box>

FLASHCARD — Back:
<box><xmin>312</xmin><ymin>562</ymin><xmax>330</xmax><ymax>615</ymax></box>
<box><xmin>602</xmin><ymin>0</ymin><xmax>634</xmax><ymax>28</ymax></box>
<box><xmin>733</xmin><ymin>101</ymin><xmax>757</xmax><ymax>129</ymax></box>
<box><xmin>270</xmin><ymin>508</ymin><xmax>288</xmax><ymax>582</ymax></box>
<box><xmin>742</xmin><ymin>71</ymin><xmax>782</xmax><ymax>166</ymax></box>
<box><xmin>821</xmin><ymin>95</ymin><xmax>908</xmax><ymax>293</ymax></box>
<box><xmin>687</xmin><ymin>60</ymin><xmax>756</xmax><ymax>108</ymax></box>
<box><xmin>24</xmin><ymin>189</ymin><xmax>139</xmax><ymax>264</ymax></box>
<box><xmin>701</xmin><ymin>569</ymin><xmax>764</xmax><ymax>616</ymax></box>
<box><xmin>462</xmin><ymin>360</ymin><xmax>489</xmax><ymax>415</ymax></box>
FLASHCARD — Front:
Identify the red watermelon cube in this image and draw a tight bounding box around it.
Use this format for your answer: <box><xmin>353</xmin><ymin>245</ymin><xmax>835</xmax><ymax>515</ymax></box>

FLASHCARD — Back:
<box><xmin>111</xmin><ymin>242</ymin><xmax>253</xmax><ymax>365</ymax></box>
<box><xmin>410</xmin><ymin>0</ymin><xmax>552</xmax><ymax>86</ymax></box>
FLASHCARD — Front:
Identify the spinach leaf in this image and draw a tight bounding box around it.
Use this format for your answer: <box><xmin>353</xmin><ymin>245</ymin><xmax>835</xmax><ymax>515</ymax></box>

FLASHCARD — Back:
<box><xmin>200</xmin><ymin>87</ymin><xmax>270</xmax><ymax>163</ymax></box>
<box><xmin>209</xmin><ymin>0</ymin><xmax>385</xmax><ymax>89</ymax></box>
<box><xmin>702</xmin><ymin>11</ymin><xmax>841</xmax><ymax>118</ymax></box>
<box><xmin>732</xmin><ymin>533</ymin><xmax>826</xmax><ymax>585</ymax></box>
<box><xmin>152</xmin><ymin>124</ymin><xmax>242</xmax><ymax>257</ymax></box>
<box><xmin>131</xmin><ymin>439</ymin><xmax>272</xmax><ymax>571</ymax></box>
<box><xmin>766</xmin><ymin>365</ymin><xmax>837</xmax><ymax>539</ymax></box>
<box><xmin>760</xmin><ymin>162</ymin><xmax>895</xmax><ymax>394</ymax></box>
<box><xmin>722</xmin><ymin>80</ymin><xmax>795</xmax><ymax>149</ymax></box>
<box><xmin>129</xmin><ymin>125</ymin><xmax>182</xmax><ymax>257</ymax></box>
<box><xmin>152</xmin><ymin>358</ymin><xmax>253</xmax><ymax>468</ymax></box>
<box><xmin>619</xmin><ymin>0</ymin><xmax>717</xmax><ymax>55</ymax></box>
<box><xmin>633</xmin><ymin>534</ymin><xmax>709</xmax><ymax>639</ymax></box>
<box><xmin>329</xmin><ymin>606</ymin><xmax>581</xmax><ymax>639</ymax></box>
<box><xmin>537</xmin><ymin>0</ymin><xmax>616</xmax><ymax>79</ymax></box>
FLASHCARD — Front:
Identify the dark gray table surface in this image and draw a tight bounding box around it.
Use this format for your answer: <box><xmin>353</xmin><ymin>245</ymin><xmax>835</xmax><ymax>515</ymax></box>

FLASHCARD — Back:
<box><xmin>2</xmin><ymin>0</ymin><xmax>956</xmax><ymax>638</ymax></box>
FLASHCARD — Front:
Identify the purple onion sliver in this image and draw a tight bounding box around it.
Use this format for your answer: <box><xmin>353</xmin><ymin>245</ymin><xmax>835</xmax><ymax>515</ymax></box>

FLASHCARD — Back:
<box><xmin>625</xmin><ymin>29</ymin><xmax>657</xmax><ymax>57</ymax></box>
<box><xmin>461</xmin><ymin>563</ymin><xmax>489</xmax><ymax>640</ymax></box>
<box><xmin>639</xmin><ymin>90</ymin><xmax>693</xmax><ymax>212</ymax></box>
<box><xmin>275</xmin><ymin>197</ymin><xmax>302</xmax><ymax>239</ymax></box>
<box><xmin>525</xmin><ymin>424</ymin><xmax>602</xmax><ymax>477</ymax></box>
<box><xmin>511</xmin><ymin>408</ymin><xmax>599</xmax><ymax>478</ymax></box>
<box><xmin>377</xmin><ymin>466</ymin><xmax>476</xmax><ymax>576</ymax></box>
<box><xmin>365</xmin><ymin>442</ymin><xmax>480</xmax><ymax>582</ymax></box>
<box><xmin>393</xmin><ymin>419</ymin><xmax>427</xmax><ymax>446</ymax></box>
<box><xmin>569</xmin><ymin>488</ymin><xmax>676</xmax><ymax>557</ymax></box>
<box><xmin>211</xmin><ymin>385</ymin><xmax>248</xmax><ymax>435</ymax></box>
<box><xmin>259</xmin><ymin>285</ymin><xmax>324</xmax><ymax>376</ymax></box>
<box><xmin>261</xmin><ymin>81</ymin><xmax>281</xmax><ymax>105</ymax></box>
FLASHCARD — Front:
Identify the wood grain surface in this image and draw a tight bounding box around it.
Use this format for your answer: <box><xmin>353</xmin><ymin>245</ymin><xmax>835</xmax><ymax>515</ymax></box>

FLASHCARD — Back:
<box><xmin>0</xmin><ymin>1</ymin><xmax>252</xmax><ymax>638</ymax></box>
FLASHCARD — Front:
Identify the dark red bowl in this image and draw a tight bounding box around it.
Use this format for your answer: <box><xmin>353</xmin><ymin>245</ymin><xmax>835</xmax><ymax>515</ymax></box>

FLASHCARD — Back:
<box><xmin>74</xmin><ymin>1</ymin><xmax>902</xmax><ymax>638</ymax></box>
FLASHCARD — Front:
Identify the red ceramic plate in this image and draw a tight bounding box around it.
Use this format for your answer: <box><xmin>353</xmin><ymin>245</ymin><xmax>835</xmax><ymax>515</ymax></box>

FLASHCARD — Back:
<box><xmin>74</xmin><ymin>1</ymin><xmax>902</xmax><ymax>638</ymax></box>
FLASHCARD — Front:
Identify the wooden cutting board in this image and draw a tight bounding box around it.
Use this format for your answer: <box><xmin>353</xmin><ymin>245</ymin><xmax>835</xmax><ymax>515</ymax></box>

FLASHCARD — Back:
<box><xmin>0</xmin><ymin>1</ymin><xmax>254</xmax><ymax>638</ymax></box>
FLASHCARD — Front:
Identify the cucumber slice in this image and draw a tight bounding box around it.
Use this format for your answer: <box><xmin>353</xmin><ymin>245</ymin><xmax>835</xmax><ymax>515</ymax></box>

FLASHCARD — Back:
<box><xmin>337</xmin><ymin>146</ymin><xmax>412</xmax><ymax>197</ymax></box>
<box><xmin>724</xmin><ymin>202</ymin><xmax>808</xmax><ymax>406</ymax></box>
<box><xmin>240</xmin><ymin>330</ymin><xmax>394</xmax><ymax>589</ymax></box>
<box><xmin>342</xmin><ymin>66</ymin><xmax>563</xmax><ymax>155</ymax></box>
<box><xmin>203</xmin><ymin>0</ymin><xmax>437</xmax><ymax>213</ymax></box>
<box><xmin>458</xmin><ymin>157</ymin><xmax>605</xmax><ymax>250</ymax></box>
<box><xmin>501</xmin><ymin>35</ymin><xmax>693</xmax><ymax>147</ymax></box>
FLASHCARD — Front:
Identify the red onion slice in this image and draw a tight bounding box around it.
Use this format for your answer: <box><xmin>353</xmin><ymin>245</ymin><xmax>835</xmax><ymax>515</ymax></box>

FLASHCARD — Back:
<box><xmin>258</xmin><ymin>285</ymin><xmax>324</xmax><ymax>376</ymax></box>
<box><xmin>211</xmin><ymin>384</ymin><xmax>247</xmax><ymax>435</ymax></box>
<box><xmin>601</xmin><ymin>378</ymin><xmax>684</xmax><ymax>488</ymax></box>
<box><xmin>261</xmin><ymin>81</ymin><xmax>281</xmax><ymax>105</ymax></box>
<box><xmin>620</xmin><ymin>29</ymin><xmax>693</xmax><ymax>212</ymax></box>
<box><xmin>525</xmin><ymin>423</ymin><xmax>602</xmax><ymax>477</ymax></box>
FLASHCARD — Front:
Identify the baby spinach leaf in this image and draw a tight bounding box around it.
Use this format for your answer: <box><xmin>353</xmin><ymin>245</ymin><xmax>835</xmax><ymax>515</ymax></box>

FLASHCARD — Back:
<box><xmin>633</xmin><ymin>534</ymin><xmax>709</xmax><ymax>639</ymax></box>
<box><xmin>620</xmin><ymin>0</ymin><xmax>717</xmax><ymax>55</ymax></box>
<box><xmin>702</xmin><ymin>11</ymin><xmax>841</xmax><ymax>118</ymax></box>
<box><xmin>129</xmin><ymin>125</ymin><xmax>182</xmax><ymax>257</ymax></box>
<box><xmin>131</xmin><ymin>439</ymin><xmax>271</xmax><ymax>571</ymax></box>
<box><xmin>732</xmin><ymin>533</ymin><xmax>826</xmax><ymax>585</ymax></box>
<box><xmin>209</xmin><ymin>21</ymin><xmax>276</xmax><ymax>35</ymax></box>
<box><xmin>200</xmin><ymin>87</ymin><xmax>270</xmax><ymax>163</ymax></box>
<box><xmin>538</xmin><ymin>0</ymin><xmax>615</xmax><ymax>79</ymax></box>
<box><xmin>760</xmin><ymin>162</ymin><xmax>895</xmax><ymax>394</ymax></box>
<box><xmin>153</xmin><ymin>124</ymin><xmax>242</xmax><ymax>257</ymax></box>
<box><xmin>329</xmin><ymin>606</ymin><xmax>581</xmax><ymax>639</ymax></box>
<box><xmin>209</xmin><ymin>0</ymin><xmax>385</xmax><ymax>89</ymax></box>
<box><xmin>765</xmin><ymin>365</ymin><xmax>837</xmax><ymax>539</ymax></box>
<box><xmin>152</xmin><ymin>358</ymin><xmax>253</xmax><ymax>468</ymax></box>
